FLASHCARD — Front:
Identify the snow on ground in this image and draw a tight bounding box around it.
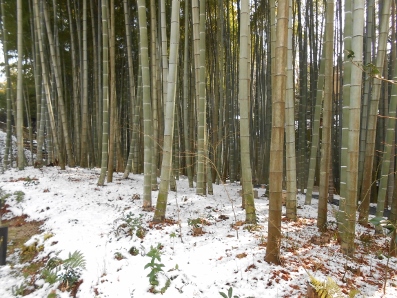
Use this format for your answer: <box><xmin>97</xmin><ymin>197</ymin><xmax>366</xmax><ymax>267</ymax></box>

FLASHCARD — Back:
<box><xmin>0</xmin><ymin>132</ymin><xmax>397</xmax><ymax>297</ymax></box>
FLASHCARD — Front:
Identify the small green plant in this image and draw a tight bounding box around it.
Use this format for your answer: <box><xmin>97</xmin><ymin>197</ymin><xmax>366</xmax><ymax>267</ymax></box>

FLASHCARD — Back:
<box><xmin>144</xmin><ymin>244</ymin><xmax>170</xmax><ymax>294</ymax></box>
<box><xmin>59</xmin><ymin>266</ymin><xmax>81</xmax><ymax>288</ymax></box>
<box><xmin>11</xmin><ymin>281</ymin><xmax>28</xmax><ymax>296</ymax></box>
<box><xmin>42</xmin><ymin>268</ymin><xmax>59</xmax><ymax>285</ymax></box>
<box><xmin>206</xmin><ymin>213</ymin><xmax>215</xmax><ymax>221</ymax></box>
<box><xmin>114</xmin><ymin>212</ymin><xmax>145</xmax><ymax>238</ymax></box>
<box><xmin>58</xmin><ymin>251</ymin><xmax>86</xmax><ymax>288</ymax></box>
<box><xmin>309</xmin><ymin>275</ymin><xmax>359</xmax><ymax>298</ymax></box>
<box><xmin>187</xmin><ymin>218</ymin><xmax>202</xmax><ymax>228</ymax></box>
<box><xmin>23</xmin><ymin>176</ymin><xmax>39</xmax><ymax>186</ymax></box>
<box><xmin>42</xmin><ymin>251</ymin><xmax>86</xmax><ymax>291</ymax></box>
<box><xmin>188</xmin><ymin>218</ymin><xmax>206</xmax><ymax>235</ymax></box>
<box><xmin>46</xmin><ymin>256</ymin><xmax>63</xmax><ymax>270</ymax></box>
<box><xmin>13</xmin><ymin>191</ymin><xmax>25</xmax><ymax>203</ymax></box>
<box><xmin>66</xmin><ymin>251</ymin><xmax>87</xmax><ymax>269</ymax></box>
<box><xmin>219</xmin><ymin>286</ymin><xmax>239</xmax><ymax>298</ymax></box>
<box><xmin>145</xmin><ymin>245</ymin><xmax>164</xmax><ymax>286</ymax></box>
<box><xmin>170</xmin><ymin>231</ymin><xmax>177</xmax><ymax>249</ymax></box>
<box><xmin>370</xmin><ymin>217</ymin><xmax>397</xmax><ymax>293</ymax></box>
<box><xmin>135</xmin><ymin>227</ymin><xmax>146</xmax><ymax>239</ymax></box>
<box><xmin>129</xmin><ymin>246</ymin><xmax>139</xmax><ymax>256</ymax></box>
<box><xmin>114</xmin><ymin>252</ymin><xmax>126</xmax><ymax>260</ymax></box>
<box><xmin>309</xmin><ymin>276</ymin><xmax>344</xmax><ymax>298</ymax></box>
<box><xmin>370</xmin><ymin>217</ymin><xmax>396</xmax><ymax>239</ymax></box>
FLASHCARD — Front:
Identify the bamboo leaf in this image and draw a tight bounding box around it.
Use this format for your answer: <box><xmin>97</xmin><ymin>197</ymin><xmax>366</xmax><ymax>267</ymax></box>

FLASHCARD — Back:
<box><xmin>369</xmin><ymin>217</ymin><xmax>385</xmax><ymax>226</ymax></box>
<box><xmin>346</xmin><ymin>49</ymin><xmax>355</xmax><ymax>59</ymax></box>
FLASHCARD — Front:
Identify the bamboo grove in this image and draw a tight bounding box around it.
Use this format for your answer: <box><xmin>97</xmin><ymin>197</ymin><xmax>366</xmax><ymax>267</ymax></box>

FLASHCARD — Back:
<box><xmin>0</xmin><ymin>0</ymin><xmax>396</xmax><ymax>264</ymax></box>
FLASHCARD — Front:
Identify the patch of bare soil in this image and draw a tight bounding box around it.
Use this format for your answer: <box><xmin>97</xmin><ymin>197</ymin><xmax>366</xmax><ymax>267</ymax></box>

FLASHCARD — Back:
<box><xmin>1</xmin><ymin>202</ymin><xmax>44</xmax><ymax>259</ymax></box>
<box><xmin>1</xmin><ymin>205</ymin><xmax>46</xmax><ymax>295</ymax></box>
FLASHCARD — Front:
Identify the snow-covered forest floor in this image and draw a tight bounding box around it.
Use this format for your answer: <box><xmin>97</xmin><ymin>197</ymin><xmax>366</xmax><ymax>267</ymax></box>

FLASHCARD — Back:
<box><xmin>0</xmin><ymin>131</ymin><xmax>397</xmax><ymax>298</ymax></box>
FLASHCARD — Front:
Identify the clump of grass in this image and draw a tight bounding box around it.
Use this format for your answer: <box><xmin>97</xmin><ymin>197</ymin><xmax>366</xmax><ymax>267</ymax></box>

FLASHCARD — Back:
<box><xmin>42</xmin><ymin>267</ymin><xmax>59</xmax><ymax>285</ymax></box>
<box><xmin>13</xmin><ymin>191</ymin><xmax>25</xmax><ymax>203</ymax></box>
<box><xmin>12</xmin><ymin>281</ymin><xmax>29</xmax><ymax>296</ymax></box>
<box><xmin>21</xmin><ymin>241</ymin><xmax>44</xmax><ymax>263</ymax></box>
<box><xmin>43</xmin><ymin>233</ymin><xmax>54</xmax><ymax>241</ymax></box>
<box><xmin>0</xmin><ymin>187</ymin><xmax>11</xmax><ymax>204</ymax></box>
